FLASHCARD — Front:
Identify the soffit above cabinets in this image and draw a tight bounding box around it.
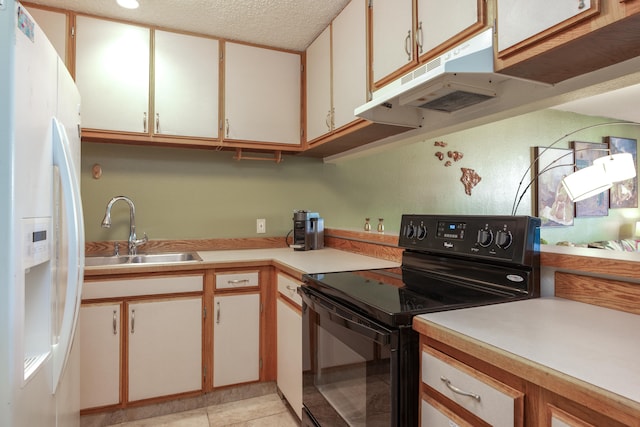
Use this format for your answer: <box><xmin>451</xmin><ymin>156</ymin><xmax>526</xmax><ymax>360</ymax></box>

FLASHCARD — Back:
<box><xmin>25</xmin><ymin>0</ymin><xmax>350</xmax><ymax>51</ymax></box>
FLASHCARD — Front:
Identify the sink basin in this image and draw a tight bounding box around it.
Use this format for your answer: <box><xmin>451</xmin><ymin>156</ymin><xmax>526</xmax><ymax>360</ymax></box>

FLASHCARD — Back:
<box><xmin>85</xmin><ymin>252</ymin><xmax>202</xmax><ymax>267</ymax></box>
<box><xmin>129</xmin><ymin>252</ymin><xmax>202</xmax><ymax>264</ymax></box>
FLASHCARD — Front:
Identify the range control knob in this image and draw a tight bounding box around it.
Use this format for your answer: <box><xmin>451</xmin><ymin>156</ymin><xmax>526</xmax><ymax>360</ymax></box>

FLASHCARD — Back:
<box><xmin>405</xmin><ymin>224</ymin><xmax>417</xmax><ymax>239</ymax></box>
<box><xmin>495</xmin><ymin>230</ymin><xmax>513</xmax><ymax>249</ymax></box>
<box><xmin>417</xmin><ymin>224</ymin><xmax>427</xmax><ymax>240</ymax></box>
<box><xmin>477</xmin><ymin>229</ymin><xmax>493</xmax><ymax>247</ymax></box>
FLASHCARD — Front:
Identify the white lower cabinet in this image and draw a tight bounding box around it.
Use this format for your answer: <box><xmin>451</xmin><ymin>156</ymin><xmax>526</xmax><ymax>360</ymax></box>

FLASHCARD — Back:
<box><xmin>128</xmin><ymin>296</ymin><xmax>202</xmax><ymax>401</ymax></box>
<box><xmin>276</xmin><ymin>273</ymin><xmax>302</xmax><ymax>419</ymax></box>
<box><xmin>80</xmin><ymin>274</ymin><xmax>204</xmax><ymax>410</ymax></box>
<box><xmin>80</xmin><ymin>302</ymin><xmax>122</xmax><ymax>410</ymax></box>
<box><xmin>213</xmin><ymin>293</ymin><xmax>260</xmax><ymax>387</ymax></box>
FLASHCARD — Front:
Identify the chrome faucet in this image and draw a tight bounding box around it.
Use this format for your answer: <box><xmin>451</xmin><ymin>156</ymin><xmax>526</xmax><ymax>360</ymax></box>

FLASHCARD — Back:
<box><xmin>101</xmin><ymin>196</ymin><xmax>148</xmax><ymax>255</ymax></box>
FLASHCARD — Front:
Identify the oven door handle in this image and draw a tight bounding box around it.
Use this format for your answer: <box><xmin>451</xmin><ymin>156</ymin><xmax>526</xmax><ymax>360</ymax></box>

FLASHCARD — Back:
<box><xmin>301</xmin><ymin>287</ymin><xmax>392</xmax><ymax>345</ymax></box>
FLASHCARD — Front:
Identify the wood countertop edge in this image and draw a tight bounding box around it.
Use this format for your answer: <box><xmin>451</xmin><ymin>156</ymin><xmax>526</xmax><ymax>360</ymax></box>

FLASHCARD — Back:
<box><xmin>413</xmin><ymin>317</ymin><xmax>640</xmax><ymax>426</ymax></box>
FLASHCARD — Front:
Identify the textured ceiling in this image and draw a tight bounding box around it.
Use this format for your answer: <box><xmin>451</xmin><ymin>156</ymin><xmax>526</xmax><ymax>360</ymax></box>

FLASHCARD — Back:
<box><xmin>26</xmin><ymin>0</ymin><xmax>350</xmax><ymax>51</ymax></box>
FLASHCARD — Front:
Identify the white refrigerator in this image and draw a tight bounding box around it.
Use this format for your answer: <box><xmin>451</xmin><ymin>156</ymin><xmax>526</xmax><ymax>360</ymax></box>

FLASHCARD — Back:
<box><xmin>0</xmin><ymin>2</ymin><xmax>85</xmax><ymax>426</ymax></box>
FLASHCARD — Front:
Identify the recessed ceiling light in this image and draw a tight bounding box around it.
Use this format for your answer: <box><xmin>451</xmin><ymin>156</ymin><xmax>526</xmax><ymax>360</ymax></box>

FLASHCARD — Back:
<box><xmin>117</xmin><ymin>0</ymin><xmax>139</xmax><ymax>9</ymax></box>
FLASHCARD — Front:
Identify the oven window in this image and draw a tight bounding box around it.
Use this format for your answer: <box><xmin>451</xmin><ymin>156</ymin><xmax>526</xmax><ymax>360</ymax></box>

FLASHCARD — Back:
<box><xmin>303</xmin><ymin>301</ymin><xmax>393</xmax><ymax>427</ymax></box>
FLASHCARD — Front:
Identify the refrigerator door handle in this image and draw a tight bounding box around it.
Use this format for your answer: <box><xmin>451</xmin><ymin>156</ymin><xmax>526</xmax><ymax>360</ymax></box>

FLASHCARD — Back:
<box><xmin>51</xmin><ymin>117</ymin><xmax>85</xmax><ymax>393</ymax></box>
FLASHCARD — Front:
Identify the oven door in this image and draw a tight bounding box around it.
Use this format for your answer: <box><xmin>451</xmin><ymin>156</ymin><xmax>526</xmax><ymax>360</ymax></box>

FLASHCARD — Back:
<box><xmin>300</xmin><ymin>286</ymin><xmax>418</xmax><ymax>427</ymax></box>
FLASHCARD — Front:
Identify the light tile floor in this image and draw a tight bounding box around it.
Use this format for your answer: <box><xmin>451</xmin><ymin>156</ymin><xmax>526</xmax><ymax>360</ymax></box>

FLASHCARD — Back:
<box><xmin>106</xmin><ymin>394</ymin><xmax>300</xmax><ymax>427</ymax></box>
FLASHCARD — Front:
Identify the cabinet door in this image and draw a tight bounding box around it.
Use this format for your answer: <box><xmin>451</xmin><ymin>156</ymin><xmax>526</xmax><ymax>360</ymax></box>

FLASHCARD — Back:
<box><xmin>277</xmin><ymin>299</ymin><xmax>302</xmax><ymax>419</ymax></box>
<box><xmin>25</xmin><ymin>6</ymin><xmax>68</xmax><ymax>64</ymax></box>
<box><xmin>416</xmin><ymin>0</ymin><xmax>480</xmax><ymax>56</ymax></box>
<box><xmin>75</xmin><ymin>16</ymin><xmax>150</xmax><ymax>133</ymax></box>
<box><xmin>154</xmin><ymin>30</ymin><xmax>219</xmax><ymax>138</ymax></box>
<box><xmin>332</xmin><ymin>0</ymin><xmax>367</xmax><ymax>130</ymax></box>
<box><xmin>79</xmin><ymin>303</ymin><xmax>121</xmax><ymax>410</ymax></box>
<box><xmin>128</xmin><ymin>297</ymin><xmax>202</xmax><ymax>401</ymax></box>
<box><xmin>371</xmin><ymin>0</ymin><xmax>415</xmax><ymax>84</ymax></box>
<box><xmin>224</xmin><ymin>42</ymin><xmax>301</xmax><ymax>145</ymax></box>
<box><xmin>497</xmin><ymin>0</ymin><xmax>593</xmax><ymax>51</ymax></box>
<box><xmin>213</xmin><ymin>293</ymin><xmax>260</xmax><ymax>387</ymax></box>
<box><xmin>305</xmin><ymin>26</ymin><xmax>332</xmax><ymax>142</ymax></box>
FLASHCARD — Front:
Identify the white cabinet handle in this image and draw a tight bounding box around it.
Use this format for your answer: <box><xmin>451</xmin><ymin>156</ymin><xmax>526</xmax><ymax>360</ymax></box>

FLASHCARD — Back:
<box><xmin>227</xmin><ymin>279</ymin><xmax>249</xmax><ymax>285</ymax></box>
<box><xmin>155</xmin><ymin>113</ymin><xmax>160</xmax><ymax>133</ymax></box>
<box><xmin>578</xmin><ymin>0</ymin><xmax>585</xmax><ymax>8</ymax></box>
<box><xmin>417</xmin><ymin>21</ymin><xmax>424</xmax><ymax>54</ymax></box>
<box><xmin>325</xmin><ymin>110</ymin><xmax>332</xmax><ymax>131</ymax></box>
<box><xmin>225</xmin><ymin>119</ymin><xmax>230</xmax><ymax>138</ymax></box>
<box><xmin>440</xmin><ymin>376</ymin><xmax>481</xmax><ymax>401</ymax></box>
<box><xmin>143</xmin><ymin>112</ymin><xmax>147</xmax><ymax>133</ymax></box>
<box><xmin>113</xmin><ymin>310</ymin><xmax>118</xmax><ymax>335</ymax></box>
<box><xmin>216</xmin><ymin>301</ymin><xmax>221</xmax><ymax>324</ymax></box>
<box><xmin>131</xmin><ymin>309</ymin><xmax>136</xmax><ymax>334</ymax></box>
<box><xmin>404</xmin><ymin>30</ymin><xmax>412</xmax><ymax>61</ymax></box>
<box><xmin>286</xmin><ymin>285</ymin><xmax>297</xmax><ymax>292</ymax></box>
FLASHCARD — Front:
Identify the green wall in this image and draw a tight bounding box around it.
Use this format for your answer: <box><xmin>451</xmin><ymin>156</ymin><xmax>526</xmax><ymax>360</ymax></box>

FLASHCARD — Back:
<box><xmin>81</xmin><ymin>109</ymin><xmax>640</xmax><ymax>245</ymax></box>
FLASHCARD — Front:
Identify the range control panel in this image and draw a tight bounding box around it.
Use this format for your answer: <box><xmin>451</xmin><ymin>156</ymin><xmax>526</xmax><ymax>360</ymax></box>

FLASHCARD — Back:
<box><xmin>399</xmin><ymin>214</ymin><xmax>540</xmax><ymax>266</ymax></box>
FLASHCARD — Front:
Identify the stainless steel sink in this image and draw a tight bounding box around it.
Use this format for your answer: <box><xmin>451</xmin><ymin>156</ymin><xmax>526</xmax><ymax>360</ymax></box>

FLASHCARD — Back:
<box><xmin>129</xmin><ymin>252</ymin><xmax>202</xmax><ymax>264</ymax></box>
<box><xmin>85</xmin><ymin>252</ymin><xmax>202</xmax><ymax>267</ymax></box>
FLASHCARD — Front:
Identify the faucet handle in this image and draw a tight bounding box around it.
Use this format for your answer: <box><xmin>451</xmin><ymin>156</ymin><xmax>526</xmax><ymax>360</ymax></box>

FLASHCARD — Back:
<box><xmin>133</xmin><ymin>233</ymin><xmax>148</xmax><ymax>247</ymax></box>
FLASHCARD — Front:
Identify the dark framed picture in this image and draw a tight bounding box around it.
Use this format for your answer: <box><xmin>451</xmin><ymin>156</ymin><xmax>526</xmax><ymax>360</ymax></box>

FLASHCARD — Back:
<box><xmin>604</xmin><ymin>136</ymin><xmax>638</xmax><ymax>208</ymax></box>
<box><xmin>535</xmin><ymin>147</ymin><xmax>574</xmax><ymax>227</ymax></box>
<box><xmin>571</xmin><ymin>141</ymin><xmax>609</xmax><ymax>217</ymax></box>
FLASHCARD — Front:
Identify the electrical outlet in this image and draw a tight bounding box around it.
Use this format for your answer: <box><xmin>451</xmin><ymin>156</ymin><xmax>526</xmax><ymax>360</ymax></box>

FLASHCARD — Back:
<box><xmin>256</xmin><ymin>218</ymin><xmax>266</xmax><ymax>234</ymax></box>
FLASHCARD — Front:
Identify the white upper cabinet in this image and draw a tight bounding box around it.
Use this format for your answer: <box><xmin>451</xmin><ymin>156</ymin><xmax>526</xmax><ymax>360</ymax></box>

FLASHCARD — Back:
<box><xmin>25</xmin><ymin>6</ymin><xmax>68</xmax><ymax>64</ymax></box>
<box><xmin>305</xmin><ymin>27</ymin><xmax>332</xmax><ymax>142</ymax></box>
<box><xmin>75</xmin><ymin>15</ymin><xmax>150</xmax><ymax>133</ymax></box>
<box><xmin>332</xmin><ymin>0</ymin><xmax>367</xmax><ymax>130</ymax></box>
<box><xmin>497</xmin><ymin>0</ymin><xmax>593</xmax><ymax>51</ymax></box>
<box><xmin>416</xmin><ymin>0</ymin><xmax>480</xmax><ymax>55</ymax></box>
<box><xmin>224</xmin><ymin>42</ymin><xmax>301</xmax><ymax>145</ymax></box>
<box><xmin>371</xmin><ymin>0</ymin><xmax>414</xmax><ymax>84</ymax></box>
<box><xmin>370</xmin><ymin>0</ymin><xmax>486</xmax><ymax>89</ymax></box>
<box><xmin>154</xmin><ymin>30</ymin><xmax>219</xmax><ymax>139</ymax></box>
<box><xmin>305</xmin><ymin>0</ymin><xmax>367</xmax><ymax>143</ymax></box>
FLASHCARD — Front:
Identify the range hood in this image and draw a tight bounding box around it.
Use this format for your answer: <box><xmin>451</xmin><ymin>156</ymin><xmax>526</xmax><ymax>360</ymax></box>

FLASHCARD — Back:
<box><xmin>355</xmin><ymin>28</ymin><xmax>505</xmax><ymax>128</ymax></box>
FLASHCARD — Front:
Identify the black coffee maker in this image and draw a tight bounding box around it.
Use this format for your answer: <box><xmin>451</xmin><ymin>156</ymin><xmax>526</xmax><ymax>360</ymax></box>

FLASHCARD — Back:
<box><xmin>291</xmin><ymin>210</ymin><xmax>324</xmax><ymax>251</ymax></box>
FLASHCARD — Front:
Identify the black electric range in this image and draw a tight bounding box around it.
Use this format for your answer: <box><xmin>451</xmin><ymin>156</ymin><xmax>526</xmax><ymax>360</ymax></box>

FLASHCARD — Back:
<box><xmin>299</xmin><ymin>214</ymin><xmax>541</xmax><ymax>427</ymax></box>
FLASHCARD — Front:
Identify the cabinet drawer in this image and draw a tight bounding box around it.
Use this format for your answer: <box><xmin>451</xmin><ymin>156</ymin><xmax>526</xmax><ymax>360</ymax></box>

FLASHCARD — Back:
<box><xmin>421</xmin><ymin>393</ymin><xmax>473</xmax><ymax>427</ymax></box>
<box><xmin>422</xmin><ymin>346</ymin><xmax>523</xmax><ymax>427</ymax></box>
<box><xmin>215</xmin><ymin>271</ymin><xmax>259</xmax><ymax>289</ymax></box>
<box><xmin>277</xmin><ymin>273</ymin><xmax>302</xmax><ymax>306</ymax></box>
<box><xmin>83</xmin><ymin>274</ymin><xmax>203</xmax><ymax>299</ymax></box>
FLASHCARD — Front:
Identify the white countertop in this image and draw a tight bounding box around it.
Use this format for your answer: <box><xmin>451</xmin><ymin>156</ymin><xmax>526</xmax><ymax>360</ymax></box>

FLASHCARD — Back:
<box><xmin>417</xmin><ymin>297</ymin><xmax>640</xmax><ymax>404</ymax></box>
<box><xmin>197</xmin><ymin>247</ymin><xmax>400</xmax><ymax>274</ymax></box>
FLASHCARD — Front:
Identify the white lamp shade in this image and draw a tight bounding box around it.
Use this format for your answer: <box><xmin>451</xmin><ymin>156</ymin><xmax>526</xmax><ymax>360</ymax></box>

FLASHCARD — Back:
<box><xmin>561</xmin><ymin>164</ymin><xmax>612</xmax><ymax>202</ymax></box>
<box><xmin>593</xmin><ymin>152</ymin><xmax>636</xmax><ymax>182</ymax></box>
